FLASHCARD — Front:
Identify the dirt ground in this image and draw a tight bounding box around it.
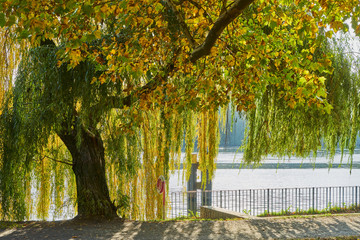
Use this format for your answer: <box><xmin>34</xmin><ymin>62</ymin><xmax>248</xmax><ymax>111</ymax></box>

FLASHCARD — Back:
<box><xmin>0</xmin><ymin>213</ymin><xmax>360</xmax><ymax>240</ymax></box>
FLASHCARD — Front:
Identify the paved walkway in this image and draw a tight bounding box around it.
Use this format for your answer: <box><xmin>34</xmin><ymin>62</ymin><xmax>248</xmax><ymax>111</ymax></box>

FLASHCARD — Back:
<box><xmin>1</xmin><ymin>214</ymin><xmax>360</xmax><ymax>239</ymax></box>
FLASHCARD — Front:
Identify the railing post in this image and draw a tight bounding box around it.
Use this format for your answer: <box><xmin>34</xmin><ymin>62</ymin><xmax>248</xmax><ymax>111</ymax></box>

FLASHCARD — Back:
<box><xmin>326</xmin><ymin>187</ymin><xmax>328</xmax><ymax>210</ymax></box>
<box><xmin>201</xmin><ymin>170</ymin><xmax>212</xmax><ymax>206</ymax></box>
<box><xmin>312</xmin><ymin>187</ymin><xmax>315</xmax><ymax>211</ymax></box>
<box><xmin>281</xmin><ymin>189</ymin><xmax>284</xmax><ymax>212</ymax></box>
<box><xmin>285</xmin><ymin>188</ymin><xmax>287</xmax><ymax>212</ymax></box>
<box><xmin>250</xmin><ymin>190</ymin><xmax>252</xmax><ymax>214</ymax></box>
<box><xmin>171</xmin><ymin>192</ymin><xmax>174</xmax><ymax>218</ymax></box>
<box><xmin>315</xmin><ymin>187</ymin><xmax>317</xmax><ymax>210</ymax></box>
<box><xmin>356</xmin><ymin>186</ymin><xmax>358</xmax><ymax>206</ymax></box>
<box><xmin>235</xmin><ymin>190</ymin><xmax>238</xmax><ymax>212</ymax></box>
<box><xmin>238</xmin><ymin>190</ymin><xmax>241</xmax><ymax>212</ymax></box>
<box><xmin>187</xmin><ymin>154</ymin><xmax>198</xmax><ymax>216</ymax></box>
<box><xmin>267</xmin><ymin>189</ymin><xmax>270</xmax><ymax>214</ymax></box>
<box><xmin>271</xmin><ymin>189</ymin><xmax>273</xmax><ymax>212</ymax></box>
<box><xmin>220</xmin><ymin>191</ymin><xmax>223</xmax><ymax>208</ymax></box>
<box><xmin>295</xmin><ymin>188</ymin><xmax>297</xmax><ymax>212</ymax></box>
<box><xmin>298</xmin><ymin>188</ymin><xmax>301</xmax><ymax>211</ymax></box>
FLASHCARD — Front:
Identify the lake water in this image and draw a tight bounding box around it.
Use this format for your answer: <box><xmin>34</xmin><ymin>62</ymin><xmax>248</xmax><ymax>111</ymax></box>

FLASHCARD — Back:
<box><xmin>40</xmin><ymin>149</ymin><xmax>359</xmax><ymax>220</ymax></box>
<box><xmin>169</xmin><ymin>149</ymin><xmax>360</xmax><ymax>192</ymax></box>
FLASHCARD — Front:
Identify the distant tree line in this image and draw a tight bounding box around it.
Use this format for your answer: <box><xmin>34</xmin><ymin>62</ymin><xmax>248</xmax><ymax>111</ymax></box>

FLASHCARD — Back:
<box><xmin>219</xmin><ymin>113</ymin><xmax>360</xmax><ymax>150</ymax></box>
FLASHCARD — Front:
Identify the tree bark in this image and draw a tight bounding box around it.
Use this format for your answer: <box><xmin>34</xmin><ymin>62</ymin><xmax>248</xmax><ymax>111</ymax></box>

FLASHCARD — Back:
<box><xmin>58</xmin><ymin>123</ymin><xmax>118</xmax><ymax>220</ymax></box>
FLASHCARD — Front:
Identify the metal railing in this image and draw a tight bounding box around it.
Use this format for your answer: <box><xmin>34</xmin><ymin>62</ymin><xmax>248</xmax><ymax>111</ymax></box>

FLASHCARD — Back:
<box><xmin>168</xmin><ymin>186</ymin><xmax>360</xmax><ymax>218</ymax></box>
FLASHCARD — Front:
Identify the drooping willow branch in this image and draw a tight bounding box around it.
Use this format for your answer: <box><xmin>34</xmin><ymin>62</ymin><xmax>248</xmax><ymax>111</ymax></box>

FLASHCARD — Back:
<box><xmin>40</xmin><ymin>155</ymin><xmax>73</xmax><ymax>166</ymax></box>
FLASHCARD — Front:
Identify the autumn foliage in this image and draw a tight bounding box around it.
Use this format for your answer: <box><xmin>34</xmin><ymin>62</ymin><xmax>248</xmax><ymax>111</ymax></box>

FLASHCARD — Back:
<box><xmin>0</xmin><ymin>0</ymin><xmax>359</xmax><ymax>220</ymax></box>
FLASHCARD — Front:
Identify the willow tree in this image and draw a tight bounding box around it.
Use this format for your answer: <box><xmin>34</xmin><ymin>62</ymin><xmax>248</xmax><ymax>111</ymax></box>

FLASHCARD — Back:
<box><xmin>0</xmin><ymin>0</ymin><xmax>359</xmax><ymax>220</ymax></box>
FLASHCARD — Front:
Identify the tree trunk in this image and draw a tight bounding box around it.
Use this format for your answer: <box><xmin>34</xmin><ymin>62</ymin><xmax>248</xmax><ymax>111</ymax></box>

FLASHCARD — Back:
<box><xmin>58</xmin><ymin>124</ymin><xmax>118</xmax><ymax>220</ymax></box>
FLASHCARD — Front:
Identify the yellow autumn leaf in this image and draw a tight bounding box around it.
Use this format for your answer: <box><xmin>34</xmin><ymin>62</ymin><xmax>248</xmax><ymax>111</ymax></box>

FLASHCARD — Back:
<box><xmin>94</xmin><ymin>30</ymin><xmax>101</xmax><ymax>39</ymax></box>
<box><xmin>156</xmin><ymin>20</ymin><xmax>162</xmax><ymax>28</ymax></box>
<box><xmin>90</xmin><ymin>77</ymin><xmax>97</xmax><ymax>84</ymax></box>
<box><xmin>100</xmin><ymin>4</ymin><xmax>109</xmax><ymax>14</ymax></box>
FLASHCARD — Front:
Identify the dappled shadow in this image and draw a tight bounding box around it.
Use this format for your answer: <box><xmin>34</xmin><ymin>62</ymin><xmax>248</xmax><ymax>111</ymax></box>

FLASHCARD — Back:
<box><xmin>0</xmin><ymin>219</ymin><xmax>126</xmax><ymax>240</ymax></box>
<box><xmin>0</xmin><ymin>220</ymin><xmax>88</xmax><ymax>240</ymax></box>
<box><xmin>1</xmin><ymin>214</ymin><xmax>360</xmax><ymax>239</ymax></box>
<box><xmin>247</xmin><ymin>215</ymin><xmax>360</xmax><ymax>239</ymax></box>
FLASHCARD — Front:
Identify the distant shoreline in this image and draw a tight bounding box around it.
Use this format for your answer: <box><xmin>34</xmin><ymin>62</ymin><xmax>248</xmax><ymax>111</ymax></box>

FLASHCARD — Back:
<box><xmin>174</xmin><ymin>162</ymin><xmax>360</xmax><ymax>169</ymax></box>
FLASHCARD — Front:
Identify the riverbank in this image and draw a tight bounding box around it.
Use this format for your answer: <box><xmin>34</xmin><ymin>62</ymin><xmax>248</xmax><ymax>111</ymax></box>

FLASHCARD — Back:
<box><xmin>1</xmin><ymin>213</ymin><xmax>360</xmax><ymax>239</ymax></box>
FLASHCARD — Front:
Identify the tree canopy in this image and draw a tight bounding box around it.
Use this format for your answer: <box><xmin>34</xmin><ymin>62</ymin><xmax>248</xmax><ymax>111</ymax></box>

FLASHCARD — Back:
<box><xmin>0</xmin><ymin>0</ymin><xmax>359</xmax><ymax>220</ymax></box>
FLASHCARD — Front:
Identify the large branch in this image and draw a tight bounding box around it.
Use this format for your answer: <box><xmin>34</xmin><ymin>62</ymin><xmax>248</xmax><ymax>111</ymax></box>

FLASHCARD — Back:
<box><xmin>189</xmin><ymin>0</ymin><xmax>254</xmax><ymax>63</ymax></box>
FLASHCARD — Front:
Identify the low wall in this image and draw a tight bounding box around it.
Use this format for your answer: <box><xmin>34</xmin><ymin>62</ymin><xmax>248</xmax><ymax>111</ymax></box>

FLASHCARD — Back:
<box><xmin>200</xmin><ymin>206</ymin><xmax>255</xmax><ymax>219</ymax></box>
